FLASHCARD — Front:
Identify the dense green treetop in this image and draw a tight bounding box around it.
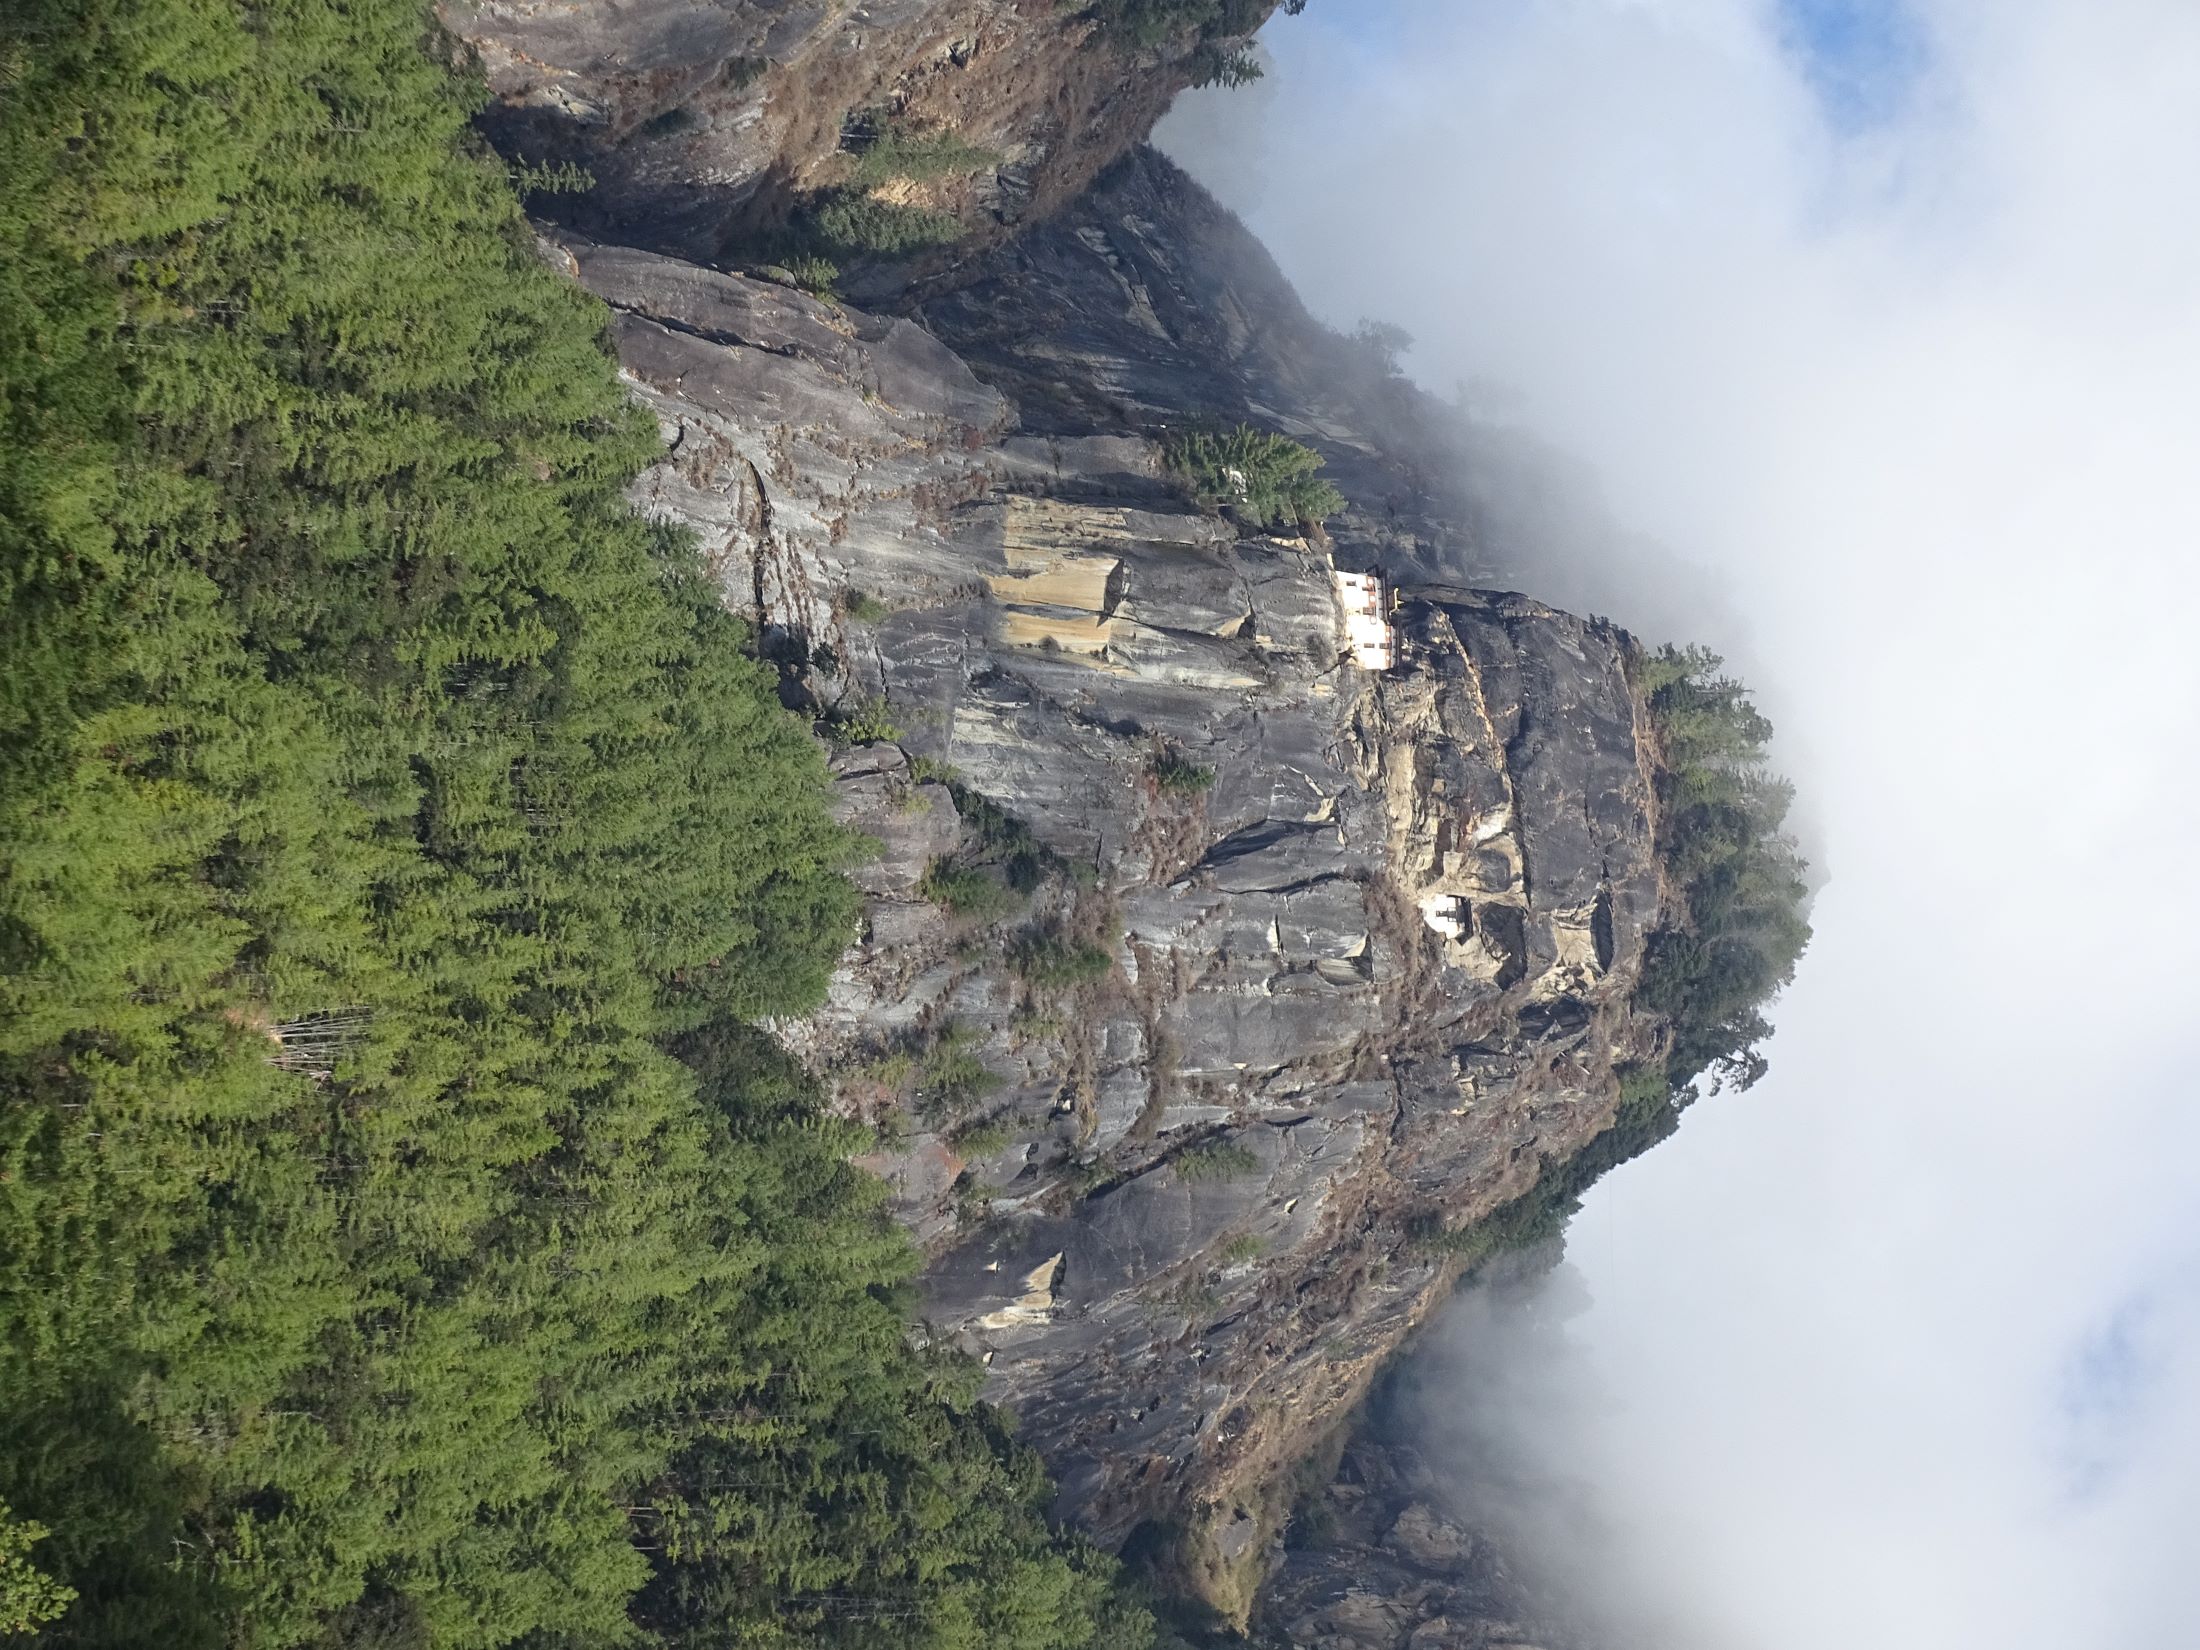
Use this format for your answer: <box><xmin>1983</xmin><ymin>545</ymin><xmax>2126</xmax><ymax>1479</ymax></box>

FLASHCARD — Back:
<box><xmin>1633</xmin><ymin>644</ymin><xmax>1814</xmax><ymax>1097</ymax></box>
<box><xmin>1163</xmin><ymin>424</ymin><xmax>1346</xmax><ymax>533</ymax></box>
<box><xmin>0</xmin><ymin>3</ymin><xmax>1143</xmax><ymax>1646</ymax></box>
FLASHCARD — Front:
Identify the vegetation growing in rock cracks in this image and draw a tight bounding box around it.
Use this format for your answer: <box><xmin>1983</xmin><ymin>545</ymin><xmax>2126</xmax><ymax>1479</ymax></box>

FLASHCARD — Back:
<box><xmin>1148</xmin><ymin>748</ymin><xmax>1218</xmax><ymax>795</ymax></box>
<box><xmin>950</xmin><ymin>1115</ymin><xmax>1019</xmax><ymax>1158</ymax></box>
<box><xmin>1408</xmin><ymin>1066</ymin><xmax>1680</xmax><ymax>1272</ymax></box>
<box><xmin>1213</xmin><ymin>1233</ymin><xmax>1266</xmax><ymax>1266</ymax></box>
<box><xmin>822</xmin><ymin>694</ymin><xmax>904</xmax><ymax>745</ymax></box>
<box><xmin>780</xmin><ymin>253</ymin><xmax>843</xmax><ymax>299</ymax></box>
<box><xmin>913</xmin><ymin>1024</ymin><xmax>1011</xmax><ymax>1124</ymax></box>
<box><xmin>809</xmin><ymin>194</ymin><xmax>965</xmax><ymax>259</ymax></box>
<box><xmin>1173</xmin><ymin>1140</ymin><xmax>1264</xmax><ymax>1183</ymax></box>
<box><xmin>922</xmin><ymin>858</ymin><xmax>1030</xmax><ymax>921</ymax></box>
<box><xmin>753</xmin><ymin>114</ymin><xmax>1000</xmax><ymax>269</ymax></box>
<box><xmin>843</xmin><ymin>588</ymin><xmax>895</xmax><ymax>623</ymax></box>
<box><xmin>1014</xmin><ymin>935</ymin><xmax>1117</xmax><ymax>989</ymax></box>
<box><xmin>0</xmin><ymin>2</ymin><xmax>1153</xmax><ymax>1645</ymax></box>
<box><xmin>1164</xmin><ymin>423</ymin><xmax>1346</xmax><ymax>531</ymax></box>
<box><xmin>840</xmin><ymin>116</ymin><xmax>1003</xmax><ymax>189</ymax></box>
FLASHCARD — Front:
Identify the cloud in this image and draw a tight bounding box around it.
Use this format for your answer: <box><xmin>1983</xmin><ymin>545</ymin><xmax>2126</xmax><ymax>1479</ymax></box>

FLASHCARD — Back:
<box><xmin>1159</xmin><ymin>2</ymin><xmax>2200</xmax><ymax>1645</ymax></box>
<box><xmin>1773</xmin><ymin>0</ymin><xmax>1934</xmax><ymax>129</ymax></box>
<box><xmin>2057</xmin><ymin>1290</ymin><xmax>2169</xmax><ymax>1503</ymax></box>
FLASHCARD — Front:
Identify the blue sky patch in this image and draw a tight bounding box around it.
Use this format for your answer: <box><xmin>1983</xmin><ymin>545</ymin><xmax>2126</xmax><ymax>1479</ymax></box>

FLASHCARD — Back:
<box><xmin>1773</xmin><ymin>0</ymin><xmax>1931</xmax><ymax>131</ymax></box>
<box><xmin>2055</xmin><ymin>1292</ymin><xmax>2167</xmax><ymax>1504</ymax></box>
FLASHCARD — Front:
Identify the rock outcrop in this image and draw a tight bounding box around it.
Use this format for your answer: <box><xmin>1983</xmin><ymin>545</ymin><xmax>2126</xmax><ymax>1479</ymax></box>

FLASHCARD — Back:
<box><xmin>535</xmin><ymin>146</ymin><xmax>1678</xmax><ymax>1622</ymax></box>
<box><xmin>443</xmin><ymin>0</ymin><xmax>1277</xmax><ymax>284</ymax></box>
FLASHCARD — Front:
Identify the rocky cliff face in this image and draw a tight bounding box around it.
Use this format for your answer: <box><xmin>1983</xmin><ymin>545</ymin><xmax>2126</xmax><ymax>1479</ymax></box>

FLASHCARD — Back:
<box><xmin>527</xmin><ymin>145</ymin><xmax>1677</xmax><ymax>1622</ymax></box>
<box><xmin>444</xmin><ymin>0</ymin><xmax>1275</xmax><ymax>284</ymax></box>
<box><xmin>1244</xmin><ymin>1253</ymin><xmax>1608</xmax><ymax>1650</ymax></box>
<box><xmin>1257</xmin><ymin>1434</ymin><xmax>1594</xmax><ymax>1650</ymax></box>
<box><xmin>455</xmin><ymin>0</ymin><xmax>1693</xmax><ymax>1614</ymax></box>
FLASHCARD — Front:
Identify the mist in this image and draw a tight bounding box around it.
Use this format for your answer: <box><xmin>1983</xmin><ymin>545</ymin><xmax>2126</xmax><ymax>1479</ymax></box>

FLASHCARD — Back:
<box><xmin>1159</xmin><ymin>3</ymin><xmax>2200</xmax><ymax>1646</ymax></box>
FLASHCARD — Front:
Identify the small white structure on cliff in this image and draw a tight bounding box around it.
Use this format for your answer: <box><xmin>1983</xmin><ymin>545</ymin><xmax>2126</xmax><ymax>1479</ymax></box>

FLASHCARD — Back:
<box><xmin>1419</xmin><ymin>892</ymin><xmax>1471</xmax><ymax>943</ymax></box>
<box><xmin>1331</xmin><ymin>567</ymin><xmax>1395</xmax><ymax>671</ymax></box>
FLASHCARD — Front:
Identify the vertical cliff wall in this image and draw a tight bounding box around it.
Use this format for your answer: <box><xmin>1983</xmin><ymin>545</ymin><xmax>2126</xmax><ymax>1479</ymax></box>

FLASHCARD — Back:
<box><xmin>523</xmin><ymin>144</ymin><xmax>1684</xmax><ymax>1622</ymax></box>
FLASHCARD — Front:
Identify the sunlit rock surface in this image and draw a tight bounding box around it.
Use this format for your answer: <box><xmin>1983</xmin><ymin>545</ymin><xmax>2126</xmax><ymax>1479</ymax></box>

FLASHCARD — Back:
<box><xmin>544</xmin><ymin>148</ymin><xmax>1676</xmax><ymax>1613</ymax></box>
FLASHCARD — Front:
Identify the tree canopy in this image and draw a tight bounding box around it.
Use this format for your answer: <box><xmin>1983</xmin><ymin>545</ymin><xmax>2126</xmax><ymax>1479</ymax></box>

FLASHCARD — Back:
<box><xmin>1164</xmin><ymin>424</ymin><xmax>1346</xmax><ymax>532</ymax></box>
<box><xmin>1634</xmin><ymin>645</ymin><xmax>1814</xmax><ymax>1095</ymax></box>
<box><xmin>1078</xmin><ymin>0</ymin><xmax>1306</xmax><ymax>78</ymax></box>
<box><xmin>0</xmin><ymin>3</ymin><xmax>1144</xmax><ymax>1646</ymax></box>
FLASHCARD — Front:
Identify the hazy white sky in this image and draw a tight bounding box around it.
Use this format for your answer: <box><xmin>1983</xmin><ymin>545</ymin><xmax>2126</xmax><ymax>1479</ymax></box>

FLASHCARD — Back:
<box><xmin>1160</xmin><ymin>3</ymin><xmax>2200</xmax><ymax>1645</ymax></box>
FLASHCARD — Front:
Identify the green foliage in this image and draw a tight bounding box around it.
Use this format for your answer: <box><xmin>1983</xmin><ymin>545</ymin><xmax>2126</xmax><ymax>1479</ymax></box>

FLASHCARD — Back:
<box><xmin>1012</xmin><ymin>935</ymin><xmax>1116</xmax><ymax>990</ymax></box>
<box><xmin>1074</xmin><ymin>0</ymin><xmax>1307</xmax><ymax>89</ymax></box>
<box><xmin>1213</xmin><ymin>1233</ymin><xmax>1265</xmax><ymax>1266</ymax></box>
<box><xmin>624</xmin><ymin>1027</ymin><xmax>1129</xmax><ymax>1650</ymax></box>
<box><xmin>0</xmin><ymin>1504</ymin><xmax>73</xmax><ymax>1637</ymax></box>
<box><xmin>1147</xmin><ymin>749</ymin><xmax>1217</xmax><ymax>795</ymax></box>
<box><xmin>854</xmin><ymin>1042</ymin><xmax>921</xmax><ymax>1090</ymax></box>
<box><xmin>721</xmin><ymin>56</ymin><xmax>770</xmax><ymax>92</ymax></box>
<box><xmin>909</xmin><ymin>754</ymin><xmax>966</xmax><ymax>786</ymax></box>
<box><xmin>1634</xmin><ymin>646</ymin><xmax>1813</xmax><ymax>1094</ymax></box>
<box><xmin>0</xmin><ymin>4</ymin><xmax>1137</xmax><ymax>1648</ymax></box>
<box><xmin>637</xmin><ymin>105</ymin><xmax>700</xmax><ymax>141</ymax></box>
<box><xmin>809</xmin><ymin>195</ymin><xmax>963</xmax><ymax>259</ymax></box>
<box><xmin>921</xmin><ymin>859</ymin><xmax>1027</xmax><ymax>921</ymax></box>
<box><xmin>824</xmin><ymin>695</ymin><xmax>904</xmax><ymax>745</ymax></box>
<box><xmin>950</xmin><ymin>1116</ymin><xmax>1017</xmax><ymax>1158</ymax></box>
<box><xmin>1188</xmin><ymin>45</ymin><xmax>1263</xmax><ymax>87</ymax></box>
<box><xmin>842</xmin><ymin>118</ymin><xmax>1001</xmax><ymax>188</ymax></box>
<box><xmin>782</xmin><ymin>253</ymin><xmax>842</xmax><ymax>299</ymax></box>
<box><xmin>1163</xmin><ymin>424</ymin><xmax>1346</xmax><ymax>531</ymax></box>
<box><xmin>915</xmin><ymin>1025</ymin><xmax>1009</xmax><ymax>1124</ymax></box>
<box><xmin>1079</xmin><ymin>0</ymin><xmax>1284</xmax><ymax>52</ymax></box>
<box><xmin>1164</xmin><ymin>1279</ymin><xmax>1222</xmax><ymax>1316</ymax></box>
<box><xmin>844</xmin><ymin>588</ymin><xmax>894</xmax><ymax>623</ymax></box>
<box><xmin>1012</xmin><ymin>1008</ymin><xmax>1065</xmax><ymax>1041</ymax></box>
<box><xmin>1403</xmin><ymin>646</ymin><xmax>1811</xmax><ymax>1277</ymax></box>
<box><xmin>1173</xmin><ymin>1140</ymin><xmax>1262</xmax><ymax>1183</ymax></box>
<box><xmin>509</xmin><ymin>157</ymin><xmax>596</xmax><ymax>195</ymax></box>
<box><xmin>1062</xmin><ymin>1158</ymin><xmax>1112</xmax><ymax>1195</ymax></box>
<box><xmin>945</xmin><ymin>784</ymin><xmax>1069</xmax><ymax>893</ymax></box>
<box><xmin>1352</xmin><ymin>318</ymin><xmax>1413</xmax><ymax>376</ymax></box>
<box><xmin>763</xmin><ymin>116</ymin><xmax>988</xmax><ymax>268</ymax></box>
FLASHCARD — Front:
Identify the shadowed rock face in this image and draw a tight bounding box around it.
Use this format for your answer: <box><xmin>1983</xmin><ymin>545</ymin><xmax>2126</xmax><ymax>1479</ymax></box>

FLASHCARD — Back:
<box><xmin>1257</xmin><ymin>1436</ymin><xmax>1595</xmax><ymax>1650</ymax></box>
<box><xmin>911</xmin><ymin>147</ymin><xmax>1526</xmax><ymax>590</ymax></box>
<box><xmin>442</xmin><ymin>0</ymin><xmax>1276</xmax><ymax>281</ymax></box>
<box><xmin>546</xmin><ymin>148</ymin><xmax>1677</xmax><ymax>1618</ymax></box>
<box><xmin>911</xmin><ymin>146</ymin><xmax>1768</xmax><ymax>656</ymax></box>
<box><xmin>1253</xmin><ymin>1255</ymin><xmax>1615</xmax><ymax>1650</ymax></box>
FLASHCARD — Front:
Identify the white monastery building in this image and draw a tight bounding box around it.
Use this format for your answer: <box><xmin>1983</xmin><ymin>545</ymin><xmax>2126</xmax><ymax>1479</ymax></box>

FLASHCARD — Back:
<box><xmin>1331</xmin><ymin>567</ymin><xmax>1395</xmax><ymax>671</ymax></box>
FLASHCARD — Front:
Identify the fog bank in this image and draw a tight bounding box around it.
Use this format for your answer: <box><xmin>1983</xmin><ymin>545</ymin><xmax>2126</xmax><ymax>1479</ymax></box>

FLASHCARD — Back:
<box><xmin>1161</xmin><ymin>3</ymin><xmax>2200</xmax><ymax>1645</ymax></box>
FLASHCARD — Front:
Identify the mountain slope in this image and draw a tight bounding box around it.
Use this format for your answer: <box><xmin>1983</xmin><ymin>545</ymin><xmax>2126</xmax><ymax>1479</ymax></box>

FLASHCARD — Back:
<box><xmin>560</xmin><ymin>150</ymin><xmax>1763</xmax><ymax>1621</ymax></box>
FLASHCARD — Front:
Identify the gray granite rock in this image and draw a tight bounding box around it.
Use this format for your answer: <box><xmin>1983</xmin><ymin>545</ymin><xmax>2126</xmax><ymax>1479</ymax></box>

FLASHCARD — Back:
<box><xmin>545</xmin><ymin>144</ymin><xmax>1677</xmax><ymax>1621</ymax></box>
